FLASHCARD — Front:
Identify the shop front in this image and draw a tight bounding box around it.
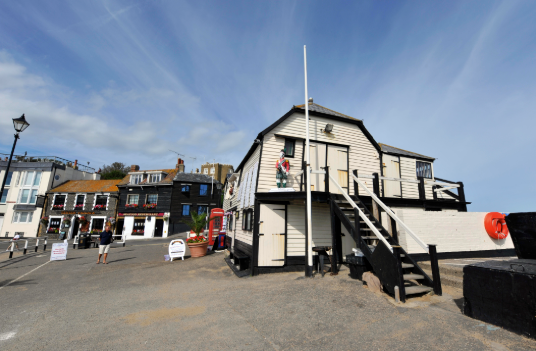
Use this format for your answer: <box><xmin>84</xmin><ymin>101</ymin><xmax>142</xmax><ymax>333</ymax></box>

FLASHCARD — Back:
<box><xmin>58</xmin><ymin>211</ymin><xmax>111</xmax><ymax>239</ymax></box>
<box><xmin>118</xmin><ymin>212</ymin><xmax>170</xmax><ymax>239</ymax></box>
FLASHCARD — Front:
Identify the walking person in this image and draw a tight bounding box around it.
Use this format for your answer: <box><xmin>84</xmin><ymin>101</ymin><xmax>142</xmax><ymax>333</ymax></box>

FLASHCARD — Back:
<box><xmin>6</xmin><ymin>234</ymin><xmax>20</xmax><ymax>251</ymax></box>
<box><xmin>96</xmin><ymin>225</ymin><xmax>113</xmax><ymax>264</ymax></box>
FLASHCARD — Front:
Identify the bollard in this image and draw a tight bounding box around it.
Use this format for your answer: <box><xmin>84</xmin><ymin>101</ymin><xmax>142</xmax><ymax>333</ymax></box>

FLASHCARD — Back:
<box><xmin>394</xmin><ymin>286</ymin><xmax>400</xmax><ymax>303</ymax></box>
<box><xmin>73</xmin><ymin>235</ymin><xmax>78</xmax><ymax>249</ymax></box>
<box><xmin>23</xmin><ymin>240</ymin><xmax>28</xmax><ymax>255</ymax></box>
<box><xmin>9</xmin><ymin>242</ymin><xmax>14</xmax><ymax>259</ymax></box>
<box><xmin>43</xmin><ymin>238</ymin><xmax>47</xmax><ymax>252</ymax></box>
<box><xmin>35</xmin><ymin>238</ymin><xmax>40</xmax><ymax>252</ymax></box>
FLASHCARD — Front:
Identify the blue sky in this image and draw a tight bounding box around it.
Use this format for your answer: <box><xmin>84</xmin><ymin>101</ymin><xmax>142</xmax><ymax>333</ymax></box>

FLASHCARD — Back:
<box><xmin>0</xmin><ymin>1</ymin><xmax>535</xmax><ymax>212</ymax></box>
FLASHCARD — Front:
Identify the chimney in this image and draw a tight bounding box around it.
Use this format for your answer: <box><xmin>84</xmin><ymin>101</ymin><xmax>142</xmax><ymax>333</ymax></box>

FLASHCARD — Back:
<box><xmin>196</xmin><ymin>168</ymin><xmax>199</xmax><ymax>173</ymax></box>
<box><xmin>74</xmin><ymin>160</ymin><xmax>78</xmax><ymax>168</ymax></box>
<box><xmin>176</xmin><ymin>158</ymin><xmax>185</xmax><ymax>173</ymax></box>
<box><xmin>131</xmin><ymin>165</ymin><xmax>140</xmax><ymax>172</ymax></box>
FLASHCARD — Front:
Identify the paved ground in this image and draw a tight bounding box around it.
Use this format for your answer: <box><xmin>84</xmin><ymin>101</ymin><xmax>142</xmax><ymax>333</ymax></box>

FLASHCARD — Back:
<box><xmin>1</xmin><ymin>240</ymin><xmax>535</xmax><ymax>351</ymax></box>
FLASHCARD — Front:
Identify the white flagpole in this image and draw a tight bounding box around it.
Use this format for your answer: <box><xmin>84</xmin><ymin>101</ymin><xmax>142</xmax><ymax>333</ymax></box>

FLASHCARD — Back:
<box><xmin>304</xmin><ymin>45</ymin><xmax>313</xmax><ymax>277</ymax></box>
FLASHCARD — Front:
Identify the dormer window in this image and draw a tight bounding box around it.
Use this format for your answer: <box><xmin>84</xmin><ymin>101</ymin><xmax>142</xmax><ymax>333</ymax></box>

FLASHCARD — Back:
<box><xmin>149</xmin><ymin>173</ymin><xmax>162</xmax><ymax>183</ymax></box>
<box><xmin>131</xmin><ymin>174</ymin><xmax>143</xmax><ymax>184</ymax></box>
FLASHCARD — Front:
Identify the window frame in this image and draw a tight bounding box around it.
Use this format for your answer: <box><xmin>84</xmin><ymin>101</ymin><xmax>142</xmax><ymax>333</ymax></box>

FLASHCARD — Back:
<box><xmin>146</xmin><ymin>194</ymin><xmax>158</xmax><ymax>205</ymax></box>
<box><xmin>51</xmin><ymin>193</ymin><xmax>67</xmax><ymax>209</ymax></box>
<box><xmin>197</xmin><ymin>205</ymin><xmax>208</xmax><ymax>215</ymax></box>
<box><xmin>12</xmin><ymin>211</ymin><xmax>33</xmax><ymax>223</ymax></box>
<box><xmin>182</xmin><ymin>204</ymin><xmax>191</xmax><ymax>216</ymax></box>
<box><xmin>89</xmin><ymin>216</ymin><xmax>106</xmax><ymax>233</ymax></box>
<box><xmin>416</xmin><ymin>161</ymin><xmax>433</xmax><ymax>179</ymax></box>
<box><xmin>284</xmin><ymin>138</ymin><xmax>296</xmax><ymax>158</ymax></box>
<box><xmin>46</xmin><ymin>215</ymin><xmax>63</xmax><ymax>233</ymax></box>
<box><xmin>181</xmin><ymin>184</ymin><xmax>191</xmax><ymax>193</ymax></box>
<box><xmin>18</xmin><ymin>171</ymin><xmax>42</xmax><ymax>205</ymax></box>
<box><xmin>93</xmin><ymin>194</ymin><xmax>109</xmax><ymax>210</ymax></box>
<box><xmin>149</xmin><ymin>173</ymin><xmax>162</xmax><ymax>183</ymax></box>
<box><xmin>241</xmin><ymin>209</ymin><xmax>254</xmax><ymax>231</ymax></box>
<box><xmin>74</xmin><ymin>194</ymin><xmax>86</xmax><ymax>210</ymax></box>
<box><xmin>199</xmin><ymin>184</ymin><xmax>208</xmax><ymax>197</ymax></box>
<box><xmin>126</xmin><ymin>194</ymin><xmax>139</xmax><ymax>206</ymax></box>
<box><xmin>130</xmin><ymin>174</ymin><xmax>143</xmax><ymax>185</ymax></box>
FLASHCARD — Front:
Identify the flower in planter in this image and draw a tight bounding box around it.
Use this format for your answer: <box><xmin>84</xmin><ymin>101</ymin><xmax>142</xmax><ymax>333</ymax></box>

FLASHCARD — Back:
<box><xmin>52</xmin><ymin>204</ymin><xmax>64</xmax><ymax>210</ymax></box>
<box><xmin>181</xmin><ymin>211</ymin><xmax>215</xmax><ymax>241</ymax></box>
<box><xmin>186</xmin><ymin>235</ymin><xmax>207</xmax><ymax>244</ymax></box>
<box><xmin>75</xmin><ymin>204</ymin><xmax>84</xmax><ymax>209</ymax></box>
<box><xmin>125</xmin><ymin>204</ymin><xmax>139</xmax><ymax>208</ymax></box>
<box><xmin>41</xmin><ymin>216</ymin><xmax>49</xmax><ymax>225</ymax></box>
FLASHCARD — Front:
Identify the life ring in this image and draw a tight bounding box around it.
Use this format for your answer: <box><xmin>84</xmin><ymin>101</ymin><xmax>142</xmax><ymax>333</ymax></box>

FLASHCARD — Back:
<box><xmin>484</xmin><ymin>212</ymin><xmax>509</xmax><ymax>240</ymax></box>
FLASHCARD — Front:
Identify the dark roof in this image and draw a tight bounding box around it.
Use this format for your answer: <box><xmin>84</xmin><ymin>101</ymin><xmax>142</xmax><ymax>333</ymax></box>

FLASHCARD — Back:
<box><xmin>173</xmin><ymin>172</ymin><xmax>222</xmax><ymax>184</ymax></box>
<box><xmin>117</xmin><ymin>168</ymin><xmax>178</xmax><ymax>186</ymax></box>
<box><xmin>294</xmin><ymin>102</ymin><xmax>361</xmax><ymax>121</ymax></box>
<box><xmin>379</xmin><ymin>143</ymin><xmax>435</xmax><ymax>161</ymax></box>
<box><xmin>48</xmin><ymin>180</ymin><xmax>121</xmax><ymax>193</ymax></box>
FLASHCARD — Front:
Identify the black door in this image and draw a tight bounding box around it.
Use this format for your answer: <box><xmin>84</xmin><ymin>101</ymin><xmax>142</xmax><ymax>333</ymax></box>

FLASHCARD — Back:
<box><xmin>116</xmin><ymin>219</ymin><xmax>124</xmax><ymax>236</ymax></box>
<box><xmin>72</xmin><ymin>217</ymin><xmax>80</xmax><ymax>239</ymax></box>
<box><xmin>154</xmin><ymin>219</ymin><xmax>164</xmax><ymax>237</ymax></box>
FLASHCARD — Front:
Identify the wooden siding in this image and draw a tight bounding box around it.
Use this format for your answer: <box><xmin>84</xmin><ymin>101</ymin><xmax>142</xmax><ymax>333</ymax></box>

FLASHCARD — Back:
<box><xmin>258</xmin><ymin>113</ymin><xmax>381</xmax><ymax>194</ymax></box>
<box><xmin>170</xmin><ymin>182</ymin><xmax>222</xmax><ymax>225</ymax></box>
<box><xmin>233</xmin><ymin>212</ymin><xmax>253</xmax><ymax>246</ymax></box>
<box><xmin>286</xmin><ymin>203</ymin><xmax>332</xmax><ymax>256</ymax></box>
<box><xmin>399</xmin><ymin>157</ymin><xmax>419</xmax><ymax>199</ymax></box>
<box><xmin>118</xmin><ymin>186</ymin><xmax>172</xmax><ymax>214</ymax></box>
<box><xmin>236</xmin><ymin>145</ymin><xmax>261</xmax><ymax>211</ymax></box>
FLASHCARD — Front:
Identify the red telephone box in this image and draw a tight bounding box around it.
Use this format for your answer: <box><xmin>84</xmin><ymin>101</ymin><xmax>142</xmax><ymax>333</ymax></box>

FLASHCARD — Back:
<box><xmin>208</xmin><ymin>208</ymin><xmax>225</xmax><ymax>246</ymax></box>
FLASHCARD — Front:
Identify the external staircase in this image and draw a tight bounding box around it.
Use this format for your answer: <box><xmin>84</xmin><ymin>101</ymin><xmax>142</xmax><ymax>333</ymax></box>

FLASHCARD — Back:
<box><xmin>321</xmin><ymin>168</ymin><xmax>442</xmax><ymax>302</ymax></box>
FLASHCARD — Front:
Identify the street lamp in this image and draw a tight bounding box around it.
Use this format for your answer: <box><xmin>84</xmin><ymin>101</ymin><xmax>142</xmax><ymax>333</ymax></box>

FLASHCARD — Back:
<box><xmin>0</xmin><ymin>114</ymin><xmax>30</xmax><ymax>203</ymax></box>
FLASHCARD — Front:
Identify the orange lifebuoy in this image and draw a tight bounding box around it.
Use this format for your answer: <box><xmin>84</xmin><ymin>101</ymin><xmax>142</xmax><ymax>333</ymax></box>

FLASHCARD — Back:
<box><xmin>484</xmin><ymin>212</ymin><xmax>509</xmax><ymax>240</ymax></box>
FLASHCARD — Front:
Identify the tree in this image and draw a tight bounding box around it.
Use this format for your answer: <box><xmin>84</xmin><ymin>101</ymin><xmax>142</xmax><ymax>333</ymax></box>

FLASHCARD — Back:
<box><xmin>100</xmin><ymin>162</ymin><xmax>130</xmax><ymax>180</ymax></box>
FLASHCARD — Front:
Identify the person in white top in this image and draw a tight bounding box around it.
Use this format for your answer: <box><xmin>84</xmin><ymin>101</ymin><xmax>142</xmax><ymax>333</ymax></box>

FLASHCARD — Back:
<box><xmin>6</xmin><ymin>234</ymin><xmax>20</xmax><ymax>251</ymax></box>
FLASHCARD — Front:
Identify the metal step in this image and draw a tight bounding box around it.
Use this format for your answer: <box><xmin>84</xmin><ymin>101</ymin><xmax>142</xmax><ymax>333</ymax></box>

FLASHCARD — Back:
<box><xmin>401</xmin><ymin>263</ymin><xmax>414</xmax><ymax>269</ymax></box>
<box><xmin>361</xmin><ymin>236</ymin><xmax>380</xmax><ymax>239</ymax></box>
<box><xmin>405</xmin><ymin>286</ymin><xmax>433</xmax><ymax>295</ymax></box>
<box><xmin>403</xmin><ymin>274</ymin><xmax>425</xmax><ymax>280</ymax></box>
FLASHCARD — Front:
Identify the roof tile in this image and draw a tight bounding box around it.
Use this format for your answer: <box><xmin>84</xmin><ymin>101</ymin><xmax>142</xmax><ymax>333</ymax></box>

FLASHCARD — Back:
<box><xmin>48</xmin><ymin>180</ymin><xmax>122</xmax><ymax>193</ymax></box>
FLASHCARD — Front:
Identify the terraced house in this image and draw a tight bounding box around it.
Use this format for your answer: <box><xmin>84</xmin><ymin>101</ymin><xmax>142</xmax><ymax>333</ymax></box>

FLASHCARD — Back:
<box><xmin>41</xmin><ymin>179</ymin><xmax>121</xmax><ymax>239</ymax></box>
<box><xmin>116</xmin><ymin>164</ymin><xmax>178</xmax><ymax>239</ymax></box>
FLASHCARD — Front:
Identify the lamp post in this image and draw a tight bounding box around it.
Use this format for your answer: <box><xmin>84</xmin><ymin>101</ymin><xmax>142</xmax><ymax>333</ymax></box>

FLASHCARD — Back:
<box><xmin>0</xmin><ymin>114</ymin><xmax>30</xmax><ymax>203</ymax></box>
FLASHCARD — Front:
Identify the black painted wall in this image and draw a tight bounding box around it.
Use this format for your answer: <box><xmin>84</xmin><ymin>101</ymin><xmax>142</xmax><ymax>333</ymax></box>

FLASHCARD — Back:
<box><xmin>117</xmin><ymin>185</ymin><xmax>173</xmax><ymax>214</ymax></box>
<box><xmin>170</xmin><ymin>181</ymin><xmax>222</xmax><ymax>234</ymax></box>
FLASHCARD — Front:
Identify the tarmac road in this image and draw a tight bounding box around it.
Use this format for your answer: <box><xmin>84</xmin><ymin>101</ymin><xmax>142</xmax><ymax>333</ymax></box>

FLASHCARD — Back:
<box><xmin>1</xmin><ymin>239</ymin><xmax>535</xmax><ymax>351</ymax></box>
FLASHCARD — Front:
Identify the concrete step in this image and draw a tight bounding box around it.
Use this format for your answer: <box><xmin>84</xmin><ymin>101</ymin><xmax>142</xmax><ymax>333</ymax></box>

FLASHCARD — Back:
<box><xmin>422</xmin><ymin>268</ymin><xmax>463</xmax><ymax>289</ymax></box>
<box><xmin>405</xmin><ymin>286</ymin><xmax>433</xmax><ymax>295</ymax></box>
<box><xmin>401</xmin><ymin>263</ymin><xmax>414</xmax><ymax>269</ymax></box>
<box><xmin>403</xmin><ymin>274</ymin><xmax>424</xmax><ymax>280</ymax></box>
<box><xmin>418</xmin><ymin>261</ymin><xmax>464</xmax><ymax>279</ymax></box>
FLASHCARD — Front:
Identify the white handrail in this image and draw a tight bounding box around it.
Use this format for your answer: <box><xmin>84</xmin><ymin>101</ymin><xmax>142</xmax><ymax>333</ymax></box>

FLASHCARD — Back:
<box><xmin>327</xmin><ymin>173</ymin><xmax>393</xmax><ymax>252</ymax></box>
<box><xmin>434</xmin><ymin>186</ymin><xmax>458</xmax><ymax>192</ymax></box>
<box><xmin>379</xmin><ymin>176</ymin><xmax>420</xmax><ymax>184</ymax></box>
<box><xmin>425</xmin><ymin>181</ymin><xmax>460</xmax><ymax>187</ymax></box>
<box><xmin>311</xmin><ymin>170</ymin><xmax>325</xmax><ymax>174</ymax></box>
<box><xmin>351</xmin><ymin>173</ymin><xmax>429</xmax><ymax>253</ymax></box>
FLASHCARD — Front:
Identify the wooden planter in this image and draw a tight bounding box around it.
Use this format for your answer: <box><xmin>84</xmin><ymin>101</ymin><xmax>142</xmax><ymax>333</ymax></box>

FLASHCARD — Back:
<box><xmin>187</xmin><ymin>241</ymin><xmax>209</xmax><ymax>258</ymax></box>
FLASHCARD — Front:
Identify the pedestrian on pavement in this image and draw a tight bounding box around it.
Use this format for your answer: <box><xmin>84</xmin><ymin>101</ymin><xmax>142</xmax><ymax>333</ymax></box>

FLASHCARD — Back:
<box><xmin>97</xmin><ymin>225</ymin><xmax>113</xmax><ymax>264</ymax></box>
<box><xmin>6</xmin><ymin>234</ymin><xmax>20</xmax><ymax>251</ymax></box>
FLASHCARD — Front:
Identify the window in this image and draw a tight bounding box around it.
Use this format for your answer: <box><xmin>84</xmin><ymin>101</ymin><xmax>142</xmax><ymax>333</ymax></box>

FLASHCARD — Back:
<box><xmin>198</xmin><ymin>205</ymin><xmax>208</xmax><ymax>215</ymax></box>
<box><xmin>203</xmin><ymin>168</ymin><xmax>208</xmax><ymax>174</ymax></box>
<box><xmin>146</xmin><ymin>194</ymin><xmax>158</xmax><ymax>204</ymax></box>
<box><xmin>94</xmin><ymin>195</ymin><xmax>108</xmax><ymax>209</ymax></box>
<box><xmin>284</xmin><ymin>139</ymin><xmax>295</xmax><ymax>158</ymax></box>
<box><xmin>48</xmin><ymin>217</ymin><xmax>61</xmax><ymax>233</ymax></box>
<box><xmin>18</xmin><ymin>171</ymin><xmax>41</xmax><ymax>204</ymax></box>
<box><xmin>416</xmin><ymin>161</ymin><xmax>432</xmax><ymax>179</ymax></box>
<box><xmin>126</xmin><ymin>194</ymin><xmax>139</xmax><ymax>208</ymax></box>
<box><xmin>182</xmin><ymin>204</ymin><xmax>191</xmax><ymax>216</ymax></box>
<box><xmin>228</xmin><ymin>215</ymin><xmax>233</xmax><ymax>231</ymax></box>
<box><xmin>242</xmin><ymin>209</ymin><xmax>253</xmax><ymax>231</ymax></box>
<box><xmin>181</xmin><ymin>185</ymin><xmax>190</xmax><ymax>193</ymax></box>
<box><xmin>210</xmin><ymin>168</ymin><xmax>215</xmax><ymax>175</ymax></box>
<box><xmin>91</xmin><ymin>218</ymin><xmax>105</xmax><ymax>233</ymax></box>
<box><xmin>0</xmin><ymin>189</ymin><xmax>9</xmax><ymax>204</ymax></box>
<box><xmin>200</xmin><ymin>184</ymin><xmax>208</xmax><ymax>196</ymax></box>
<box><xmin>133</xmin><ymin>218</ymin><xmax>145</xmax><ymax>235</ymax></box>
<box><xmin>75</xmin><ymin>195</ymin><xmax>85</xmax><ymax>209</ymax></box>
<box><xmin>12</xmin><ymin>211</ymin><xmax>33</xmax><ymax>223</ymax></box>
<box><xmin>52</xmin><ymin>195</ymin><xmax>66</xmax><ymax>209</ymax></box>
<box><xmin>130</xmin><ymin>174</ymin><xmax>143</xmax><ymax>184</ymax></box>
<box><xmin>4</xmin><ymin>172</ymin><xmax>13</xmax><ymax>186</ymax></box>
<box><xmin>149</xmin><ymin>173</ymin><xmax>161</xmax><ymax>183</ymax></box>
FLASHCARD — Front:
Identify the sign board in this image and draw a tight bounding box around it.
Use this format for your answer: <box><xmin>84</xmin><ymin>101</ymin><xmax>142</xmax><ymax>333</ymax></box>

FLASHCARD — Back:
<box><xmin>169</xmin><ymin>239</ymin><xmax>185</xmax><ymax>261</ymax></box>
<box><xmin>50</xmin><ymin>242</ymin><xmax>68</xmax><ymax>261</ymax></box>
